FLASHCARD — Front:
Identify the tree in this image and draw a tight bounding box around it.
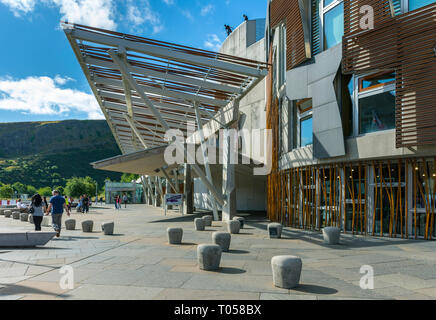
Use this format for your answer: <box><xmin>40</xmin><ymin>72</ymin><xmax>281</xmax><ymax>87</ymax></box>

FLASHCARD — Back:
<box><xmin>26</xmin><ymin>185</ymin><xmax>37</xmax><ymax>196</ymax></box>
<box><xmin>12</xmin><ymin>182</ymin><xmax>27</xmax><ymax>195</ymax></box>
<box><xmin>121</xmin><ymin>173</ymin><xmax>140</xmax><ymax>183</ymax></box>
<box><xmin>54</xmin><ymin>186</ymin><xmax>65</xmax><ymax>195</ymax></box>
<box><xmin>38</xmin><ymin>187</ymin><xmax>53</xmax><ymax>197</ymax></box>
<box><xmin>65</xmin><ymin>177</ymin><xmax>96</xmax><ymax>198</ymax></box>
<box><xmin>0</xmin><ymin>184</ymin><xmax>14</xmax><ymax>199</ymax></box>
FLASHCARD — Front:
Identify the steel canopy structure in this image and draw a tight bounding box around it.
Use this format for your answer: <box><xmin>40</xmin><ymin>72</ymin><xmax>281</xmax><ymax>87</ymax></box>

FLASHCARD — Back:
<box><xmin>63</xmin><ymin>22</ymin><xmax>269</xmax><ymax>219</ymax></box>
<box><xmin>63</xmin><ymin>23</ymin><xmax>269</xmax><ymax>154</ymax></box>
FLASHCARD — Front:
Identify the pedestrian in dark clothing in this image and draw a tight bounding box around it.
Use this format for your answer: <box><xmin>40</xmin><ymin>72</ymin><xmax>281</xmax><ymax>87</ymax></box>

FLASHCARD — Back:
<box><xmin>46</xmin><ymin>190</ymin><xmax>70</xmax><ymax>237</ymax></box>
<box><xmin>29</xmin><ymin>194</ymin><xmax>46</xmax><ymax>231</ymax></box>
<box><xmin>82</xmin><ymin>194</ymin><xmax>89</xmax><ymax>213</ymax></box>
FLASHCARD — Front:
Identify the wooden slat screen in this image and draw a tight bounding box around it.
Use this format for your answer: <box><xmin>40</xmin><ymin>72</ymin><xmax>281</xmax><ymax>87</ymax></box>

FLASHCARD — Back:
<box><xmin>343</xmin><ymin>2</ymin><xmax>436</xmax><ymax>147</ymax></box>
<box><xmin>270</xmin><ymin>0</ymin><xmax>309</xmax><ymax>70</ymax></box>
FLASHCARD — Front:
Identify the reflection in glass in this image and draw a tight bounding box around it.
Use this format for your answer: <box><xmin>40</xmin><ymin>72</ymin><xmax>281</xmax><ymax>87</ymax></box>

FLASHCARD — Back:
<box><xmin>300</xmin><ymin>117</ymin><xmax>313</xmax><ymax>147</ymax></box>
<box><xmin>324</xmin><ymin>2</ymin><xmax>344</xmax><ymax>49</ymax></box>
<box><xmin>359</xmin><ymin>91</ymin><xmax>395</xmax><ymax>134</ymax></box>
<box><xmin>409</xmin><ymin>0</ymin><xmax>435</xmax><ymax>11</ymax></box>
<box><xmin>361</xmin><ymin>73</ymin><xmax>395</xmax><ymax>90</ymax></box>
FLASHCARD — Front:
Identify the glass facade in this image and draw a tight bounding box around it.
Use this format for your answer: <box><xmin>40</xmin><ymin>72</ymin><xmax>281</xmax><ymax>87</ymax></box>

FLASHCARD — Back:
<box><xmin>358</xmin><ymin>90</ymin><xmax>396</xmax><ymax>134</ymax></box>
<box><xmin>300</xmin><ymin>117</ymin><xmax>313</xmax><ymax>147</ymax></box>
<box><xmin>323</xmin><ymin>2</ymin><xmax>344</xmax><ymax>49</ymax></box>
<box><xmin>409</xmin><ymin>0</ymin><xmax>435</xmax><ymax>11</ymax></box>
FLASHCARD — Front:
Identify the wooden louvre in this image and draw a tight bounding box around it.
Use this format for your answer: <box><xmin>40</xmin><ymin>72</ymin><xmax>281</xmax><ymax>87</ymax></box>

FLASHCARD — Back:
<box><xmin>270</xmin><ymin>0</ymin><xmax>309</xmax><ymax>70</ymax></box>
<box><xmin>343</xmin><ymin>1</ymin><xmax>436</xmax><ymax>147</ymax></box>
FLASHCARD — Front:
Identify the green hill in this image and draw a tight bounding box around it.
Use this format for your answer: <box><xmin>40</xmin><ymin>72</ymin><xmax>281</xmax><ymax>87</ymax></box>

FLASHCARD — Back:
<box><xmin>0</xmin><ymin>120</ymin><xmax>122</xmax><ymax>189</ymax></box>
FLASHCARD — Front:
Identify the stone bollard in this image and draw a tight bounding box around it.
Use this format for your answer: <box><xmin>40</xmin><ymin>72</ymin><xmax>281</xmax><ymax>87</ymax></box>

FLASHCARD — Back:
<box><xmin>12</xmin><ymin>211</ymin><xmax>20</xmax><ymax>220</ymax></box>
<box><xmin>268</xmin><ymin>223</ymin><xmax>283</xmax><ymax>239</ymax></box>
<box><xmin>4</xmin><ymin>210</ymin><xmax>11</xmax><ymax>218</ymax></box>
<box><xmin>197</xmin><ymin>244</ymin><xmax>222</xmax><ymax>271</ymax></box>
<box><xmin>194</xmin><ymin>218</ymin><xmax>205</xmax><ymax>231</ymax></box>
<box><xmin>29</xmin><ymin>214</ymin><xmax>34</xmax><ymax>224</ymax></box>
<box><xmin>0</xmin><ymin>209</ymin><xmax>5</xmax><ymax>215</ymax></box>
<box><xmin>20</xmin><ymin>213</ymin><xmax>29</xmax><ymax>222</ymax></box>
<box><xmin>232</xmin><ymin>216</ymin><xmax>245</xmax><ymax>229</ymax></box>
<box><xmin>82</xmin><ymin>220</ymin><xmax>94</xmax><ymax>233</ymax></box>
<box><xmin>322</xmin><ymin>227</ymin><xmax>341</xmax><ymax>245</ymax></box>
<box><xmin>226</xmin><ymin>220</ymin><xmax>240</xmax><ymax>234</ymax></box>
<box><xmin>202</xmin><ymin>215</ymin><xmax>213</xmax><ymax>227</ymax></box>
<box><xmin>167</xmin><ymin>227</ymin><xmax>183</xmax><ymax>244</ymax></box>
<box><xmin>65</xmin><ymin>219</ymin><xmax>76</xmax><ymax>230</ymax></box>
<box><xmin>212</xmin><ymin>232</ymin><xmax>231</xmax><ymax>252</ymax></box>
<box><xmin>101</xmin><ymin>221</ymin><xmax>114</xmax><ymax>235</ymax></box>
<box><xmin>271</xmin><ymin>255</ymin><xmax>302</xmax><ymax>289</ymax></box>
<box><xmin>41</xmin><ymin>216</ymin><xmax>51</xmax><ymax>227</ymax></box>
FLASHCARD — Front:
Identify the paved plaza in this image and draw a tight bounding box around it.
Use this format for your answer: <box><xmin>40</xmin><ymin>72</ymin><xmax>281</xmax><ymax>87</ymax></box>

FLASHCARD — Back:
<box><xmin>0</xmin><ymin>205</ymin><xmax>435</xmax><ymax>300</ymax></box>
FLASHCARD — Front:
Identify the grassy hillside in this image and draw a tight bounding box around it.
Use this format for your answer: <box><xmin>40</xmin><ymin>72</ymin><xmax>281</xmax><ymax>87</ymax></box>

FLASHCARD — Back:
<box><xmin>0</xmin><ymin>120</ymin><xmax>122</xmax><ymax>189</ymax></box>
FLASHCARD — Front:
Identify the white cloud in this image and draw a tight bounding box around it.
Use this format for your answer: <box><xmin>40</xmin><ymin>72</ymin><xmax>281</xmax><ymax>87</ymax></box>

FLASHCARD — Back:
<box><xmin>126</xmin><ymin>0</ymin><xmax>164</xmax><ymax>34</ymax></box>
<box><xmin>162</xmin><ymin>0</ymin><xmax>174</xmax><ymax>5</ymax></box>
<box><xmin>200</xmin><ymin>4</ymin><xmax>214</xmax><ymax>16</ymax></box>
<box><xmin>181</xmin><ymin>9</ymin><xmax>193</xmax><ymax>21</ymax></box>
<box><xmin>0</xmin><ymin>76</ymin><xmax>103</xmax><ymax>120</ymax></box>
<box><xmin>1</xmin><ymin>0</ymin><xmax>116</xmax><ymax>29</ymax></box>
<box><xmin>0</xmin><ymin>0</ymin><xmax>36</xmax><ymax>17</ymax></box>
<box><xmin>204</xmin><ymin>34</ymin><xmax>222</xmax><ymax>52</ymax></box>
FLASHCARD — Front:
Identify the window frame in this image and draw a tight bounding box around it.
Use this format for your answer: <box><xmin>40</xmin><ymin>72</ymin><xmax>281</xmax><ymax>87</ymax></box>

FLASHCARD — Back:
<box><xmin>402</xmin><ymin>0</ymin><xmax>435</xmax><ymax>12</ymax></box>
<box><xmin>319</xmin><ymin>0</ymin><xmax>344</xmax><ymax>51</ymax></box>
<box><xmin>353</xmin><ymin>72</ymin><xmax>396</xmax><ymax>136</ymax></box>
<box><xmin>296</xmin><ymin>99</ymin><xmax>313</xmax><ymax>148</ymax></box>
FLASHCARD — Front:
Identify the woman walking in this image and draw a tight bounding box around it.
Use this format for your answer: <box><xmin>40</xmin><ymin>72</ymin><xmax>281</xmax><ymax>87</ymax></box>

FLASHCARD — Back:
<box><xmin>30</xmin><ymin>194</ymin><xmax>46</xmax><ymax>231</ymax></box>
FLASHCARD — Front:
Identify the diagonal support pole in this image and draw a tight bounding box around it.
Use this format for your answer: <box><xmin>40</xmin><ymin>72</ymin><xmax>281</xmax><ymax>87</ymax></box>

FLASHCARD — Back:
<box><xmin>109</xmin><ymin>48</ymin><xmax>226</xmax><ymax>207</ymax></box>
<box><xmin>161</xmin><ymin>167</ymin><xmax>177</xmax><ymax>193</ymax></box>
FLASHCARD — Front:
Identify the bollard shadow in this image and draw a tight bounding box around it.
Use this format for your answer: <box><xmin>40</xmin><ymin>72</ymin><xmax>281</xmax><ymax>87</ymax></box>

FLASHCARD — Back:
<box><xmin>0</xmin><ymin>284</ymin><xmax>59</xmax><ymax>297</ymax></box>
<box><xmin>208</xmin><ymin>267</ymin><xmax>246</xmax><ymax>274</ymax></box>
<box><xmin>178</xmin><ymin>242</ymin><xmax>197</xmax><ymax>246</ymax></box>
<box><xmin>226</xmin><ymin>249</ymin><xmax>250</xmax><ymax>254</ymax></box>
<box><xmin>292</xmin><ymin>284</ymin><xmax>338</xmax><ymax>295</ymax></box>
<box><xmin>237</xmin><ymin>232</ymin><xmax>254</xmax><ymax>236</ymax></box>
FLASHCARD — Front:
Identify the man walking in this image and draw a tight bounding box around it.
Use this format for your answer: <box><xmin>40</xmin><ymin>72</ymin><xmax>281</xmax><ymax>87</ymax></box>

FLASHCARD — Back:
<box><xmin>46</xmin><ymin>190</ymin><xmax>70</xmax><ymax>238</ymax></box>
<box><xmin>82</xmin><ymin>194</ymin><xmax>89</xmax><ymax>213</ymax></box>
<box><xmin>122</xmin><ymin>194</ymin><xmax>128</xmax><ymax>209</ymax></box>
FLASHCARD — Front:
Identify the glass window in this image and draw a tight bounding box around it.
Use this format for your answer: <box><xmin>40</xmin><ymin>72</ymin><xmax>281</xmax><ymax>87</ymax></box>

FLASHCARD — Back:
<box><xmin>409</xmin><ymin>0</ymin><xmax>435</xmax><ymax>11</ymax></box>
<box><xmin>324</xmin><ymin>2</ymin><xmax>344</xmax><ymax>49</ymax></box>
<box><xmin>358</xmin><ymin>91</ymin><xmax>396</xmax><ymax>134</ymax></box>
<box><xmin>300</xmin><ymin>117</ymin><xmax>313</xmax><ymax>147</ymax></box>
<box><xmin>360</xmin><ymin>73</ymin><xmax>395</xmax><ymax>91</ymax></box>
<box><xmin>324</xmin><ymin>0</ymin><xmax>336</xmax><ymax>6</ymax></box>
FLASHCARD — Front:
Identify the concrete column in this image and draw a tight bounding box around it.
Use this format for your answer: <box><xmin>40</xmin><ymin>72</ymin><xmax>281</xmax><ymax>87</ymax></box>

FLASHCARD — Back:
<box><xmin>222</xmin><ymin>128</ymin><xmax>237</xmax><ymax>221</ymax></box>
<box><xmin>154</xmin><ymin>177</ymin><xmax>160</xmax><ymax>207</ymax></box>
<box><xmin>183</xmin><ymin>164</ymin><xmax>194</xmax><ymax>215</ymax></box>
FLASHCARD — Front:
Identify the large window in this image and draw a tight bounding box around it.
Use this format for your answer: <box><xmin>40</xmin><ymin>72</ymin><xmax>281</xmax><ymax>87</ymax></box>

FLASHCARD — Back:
<box><xmin>407</xmin><ymin>0</ymin><xmax>435</xmax><ymax>11</ymax></box>
<box><xmin>354</xmin><ymin>72</ymin><xmax>396</xmax><ymax>135</ymax></box>
<box><xmin>295</xmin><ymin>99</ymin><xmax>313</xmax><ymax>148</ymax></box>
<box><xmin>312</xmin><ymin>0</ymin><xmax>344</xmax><ymax>54</ymax></box>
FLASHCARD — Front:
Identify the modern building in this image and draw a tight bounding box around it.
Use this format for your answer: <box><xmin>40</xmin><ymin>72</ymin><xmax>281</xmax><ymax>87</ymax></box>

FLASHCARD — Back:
<box><xmin>65</xmin><ymin>0</ymin><xmax>435</xmax><ymax>240</ymax></box>
<box><xmin>266</xmin><ymin>0</ymin><xmax>436</xmax><ymax>239</ymax></box>
<box><xmin>104</xmin><ymin>181</ymin><xmax>144</xmax><ymax>204</ymax></box>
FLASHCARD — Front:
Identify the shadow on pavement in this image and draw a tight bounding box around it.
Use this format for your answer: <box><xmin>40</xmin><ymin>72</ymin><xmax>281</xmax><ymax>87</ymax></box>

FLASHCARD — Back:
<box><xmin>293</xmin><ymin>284</ymin><xmax>338</xmax><ymax>295</ymax></box>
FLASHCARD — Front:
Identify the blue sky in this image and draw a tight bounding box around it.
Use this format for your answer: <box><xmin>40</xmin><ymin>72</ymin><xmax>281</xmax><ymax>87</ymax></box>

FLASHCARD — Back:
<box><xmin>0</xmin><ymin>0</ymin><xmax>267</xmax><ymax>122</ymax></box>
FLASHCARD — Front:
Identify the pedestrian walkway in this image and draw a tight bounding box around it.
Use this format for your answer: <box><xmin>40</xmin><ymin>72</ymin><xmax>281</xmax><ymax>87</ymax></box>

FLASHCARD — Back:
<box><xmin>0</xmin><ymin>205</ymin><xmax>435</xmax><ymax>300</ymax></box>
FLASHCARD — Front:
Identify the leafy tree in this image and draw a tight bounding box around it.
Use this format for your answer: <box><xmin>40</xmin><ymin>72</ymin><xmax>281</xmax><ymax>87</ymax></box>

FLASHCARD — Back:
<box><xmin>12</xmin><ymin>182</ymin><xmax>27</xmax><ymax>195</ymax></box>
<box><xmin>121</xmin><ymin>173</ymin><xmax>140</xmax><ymax>183</ymax></box>
<box><xmin>38</xmin><ymin>187</ymin><xmax>53</xmax><ymax>197</ymax></box>
<box><xmin>54</xmin><ymin>186</ymin><xmax>65</xmax><ymax>195</ymax></box>
<box><xmin>0</xmin><ymin>184</ymin><xmax>14</xmax><ymax>199</ymax></box>
<box><xmin>65</xmin><ymin>177</ymin><xmax>96</xmax><ymax>198</ymax></box>
<box><xmin>26</xmin><ymin>185</ymin><xmax>37</xmax><ymax>196</ymax></box>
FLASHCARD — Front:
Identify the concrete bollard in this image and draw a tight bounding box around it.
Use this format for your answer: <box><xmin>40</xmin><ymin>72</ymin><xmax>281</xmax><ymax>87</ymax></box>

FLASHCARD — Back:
<box><xmin>212</xmin><ymin>232</ymin><xmax>231</xmax><ymax>252</ymax></box>
<box><xmin>29</xmin><ymin>214</ymin><xmax>34</xmax><ymax>224</ymax></box>
<box><xmin>271</xmin><ymin>255</ymin><xmax>302</xmax><ymax>289</ymax></box>
<box><xmin>82</xmin><ymin>220</ymin><xmax>94</xmax><ymax>233</ymax></box>
<box><xmin>65</xmin><ymin>219</ymin><xmax>76</xmax><ymax>230</ymax></box>
<box><xmin>0</xmin><ymin>209</ymin><xmax>5</xmax><ymax>215</ymax></box>
<box><xmin>268</xmin><ymin>223</ymin><xmax>283</xmax><ymax>239</ymax></box>
<box><xmin>101</xmin><ymin>221</ymin><xmax>114</xmax><ymax>235</ymax></box>
<box><xmin>197</xmin><ymin>244</ymin><xmax>222</xmax><ymax>271</ymax></box>
<box><xmin>232</xmin><ymin>216</ymin><xmax>245</xmax><ymax>229</ymax></box>
<box><xmin>41</xmin><ymin>216</ymin><xmax>51</xmax><ymax>227</ymax></box>
<box><xmin>4</xmin><ymin>210</ymin><xmax>11</xmax><ymax>218</ymax></box>
<box><xmin>194</xmin><ymin>218</ymin><xmax>205</xmax><ymax>231</ymax></box>
<box><xmin>202</xmin><ymin>215</ymin><xmax>213</xmax><ymax>227</ymax></box>
<box><xmin>226</xmin><ymin>220</ymin><xmax>240</xmax><ymax>234</ymax></box>
<box><xmin>322</xmin><ymin>227</ymin><xmax>341</xmax><ymax>245</ymax></box>
<box><xmin>20</xmin><ymin>213</ymin><xmax>29</xmax><ymax>222</ymax></box>
<box><xmin>12</xmin><ymin>211</ymin><xmax>20</xmax><ymax>220</ymax></box>
<box><xmin>167</xmin><ymin>227</ymin><xmax>183</xmax><ymax>244</ymax></box>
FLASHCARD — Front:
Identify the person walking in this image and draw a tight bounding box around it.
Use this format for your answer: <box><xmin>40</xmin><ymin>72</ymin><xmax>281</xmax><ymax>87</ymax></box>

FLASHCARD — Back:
<box><xmin>46</xmin><ymin>190</ymin><xmax>70</xmax><ymax>237</ymax></box>
<box><xmin>77</xmin><ymin>195</ymin><xmax>83</xmax><ymax>213</ymax></box>
<box><xmin>29</xmin><ymin>194</ymin><xmax>46</xmax><ymax>231</ymax></box>
<box><xmin>114</xmin><ymin>195</ymin><xmax>119</xmax><ymax>210</ymax></box>
<box><xmin>82</xmin><ymin>194</ymin><xmax>89</xmax><ymax>213</ymax></box>
<box><xmin>122</xmin><ymin>194</ymin><xmax>128</xmax><ymax>209</ymax></box>
<box><xmin>64</xmin><ymin>196</ymin><xmax>70</xmax><ymax>211</ymax></box>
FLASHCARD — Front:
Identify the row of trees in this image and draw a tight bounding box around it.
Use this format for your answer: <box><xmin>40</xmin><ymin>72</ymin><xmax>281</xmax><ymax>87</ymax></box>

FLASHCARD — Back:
<box><xmin>0</xmin><ymin>176</ymin><xmax>99</xmax><ymax>199</ymax></box>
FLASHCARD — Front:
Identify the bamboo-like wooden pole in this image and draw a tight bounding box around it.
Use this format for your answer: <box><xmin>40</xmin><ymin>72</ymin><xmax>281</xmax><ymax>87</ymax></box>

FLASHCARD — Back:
<box><xmin>379</xmin><ymin>162</ymin><xmax>384</xmax><ymax>237</ymax></box>
<box><xmin>364</xmin><ymin>164</ymin><xmax>368</xmax><ymax>235</ymax></box>
<box><xmin>430</xmin><ymin>158</ymin><xmax>436</xmax><ymax>240</ymax></box>
<box><xmin>405</xmin><ymin>159</ymin><xmax>409</xmax><ymax>239</ymax></box>
<box><xmin>372</xmin><ymin>162</ymin><xmax>377</xmax><ymax>236</ymax></box>
<box><xmin>413</xmin><ymin>160</ymin><xmax>417</xmax><ymax>239</ymax></box>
